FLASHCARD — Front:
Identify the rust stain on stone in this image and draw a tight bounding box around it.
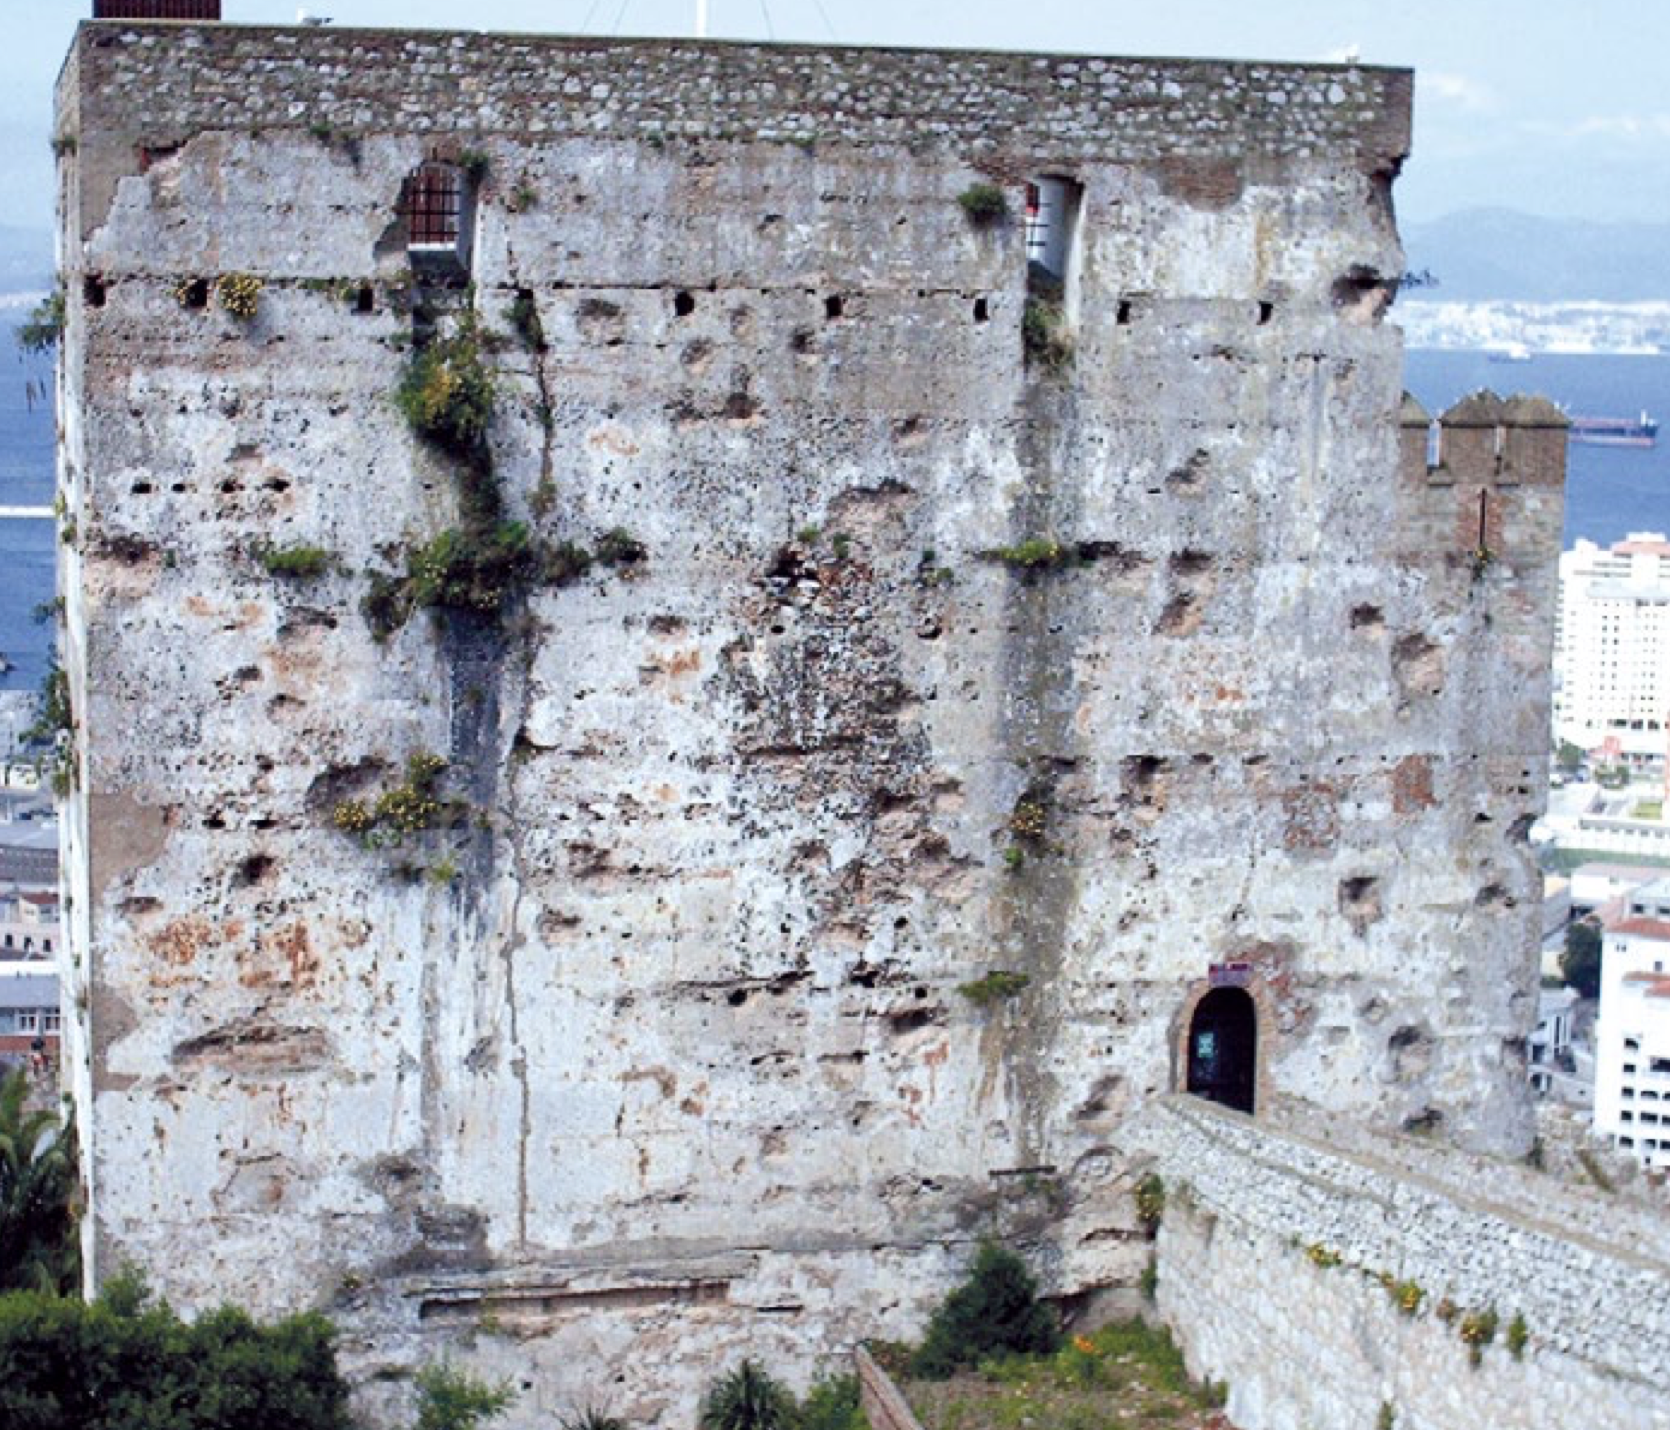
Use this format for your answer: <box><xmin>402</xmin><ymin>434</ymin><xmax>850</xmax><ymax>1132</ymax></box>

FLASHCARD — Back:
<box><xmin>149</xmin><ymin>915</ymin><xmax>216</xmax><ymax>969</ymax></box>
<box><xmin>241</xmin><ymin>921</ymin><xmax>318</xmax><ymax>989</ymax></box>
<box><xmin>1282</xmin><ymin>782</ymin><xmax>1340</xmax><ymax>852</ymax></box>
<box><xmin>587</xmin><ymin>424</ymin><xmax>641</xmax><ymax>457</ymax></box>
<box><xmin>1391</xmin><ymin>755</ymin><xmax>1436</xmax><ymax>814</ymax></box>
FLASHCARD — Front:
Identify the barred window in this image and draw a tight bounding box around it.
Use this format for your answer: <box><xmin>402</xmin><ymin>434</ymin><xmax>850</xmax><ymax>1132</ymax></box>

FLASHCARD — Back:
<box><xmin>407</xmin><ymin>161</ymin><xmax>463</xmax><ymax>250</ymax></box>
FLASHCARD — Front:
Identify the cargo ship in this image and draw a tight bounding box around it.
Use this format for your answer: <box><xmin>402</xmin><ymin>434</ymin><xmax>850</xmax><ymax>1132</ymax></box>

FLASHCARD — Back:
<box><xmin>1567</xmin><ymin>411</ymin><xmax>1658</xmax><ymax>449</ymax></box>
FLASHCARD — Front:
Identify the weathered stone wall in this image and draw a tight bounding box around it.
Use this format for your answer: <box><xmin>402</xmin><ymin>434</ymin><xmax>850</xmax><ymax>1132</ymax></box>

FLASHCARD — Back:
<box><xmin>1129</xmin><ymin>1097</ymin><xmax>1670</xmax><ymax>1430</ymax></box>
<box><xmin>55</xmin><ymin>21</ymin><xmax>1564</xmax><ymax>1426</ymax></box>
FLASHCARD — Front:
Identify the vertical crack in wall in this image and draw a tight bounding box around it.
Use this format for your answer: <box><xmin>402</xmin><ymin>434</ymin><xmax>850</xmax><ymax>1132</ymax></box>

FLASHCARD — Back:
<box><xmin>989</xmin><ymin>372</ymin><xmax>1088</xmax><ymax>1166</ymax></box>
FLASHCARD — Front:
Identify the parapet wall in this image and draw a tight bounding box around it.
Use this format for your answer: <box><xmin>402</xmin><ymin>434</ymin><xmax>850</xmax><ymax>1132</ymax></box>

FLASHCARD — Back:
<box><xmin>1128</xmin><ymin>1098</ymin><xmax>1670</xmax><ymax>1430</ymax></box>
<box><xmin>67</xmin><ymin>23</ymin><xmax>1410</xmax><ymax>156</ymax></box>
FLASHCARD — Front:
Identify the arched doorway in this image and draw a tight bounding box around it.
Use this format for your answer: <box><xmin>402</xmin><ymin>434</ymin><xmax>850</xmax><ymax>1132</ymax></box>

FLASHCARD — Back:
<box><xmin>1186</xmin><ymin>987</ymin><xmax>1257</xmax><ymax>1114</ymax></box>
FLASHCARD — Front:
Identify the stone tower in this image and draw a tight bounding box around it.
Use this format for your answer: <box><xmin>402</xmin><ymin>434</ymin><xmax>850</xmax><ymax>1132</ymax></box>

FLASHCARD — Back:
<box><xmin>52</xmin><ymin>21</ymin><xmax>1562</xmax><ymax>1425</ymax></box>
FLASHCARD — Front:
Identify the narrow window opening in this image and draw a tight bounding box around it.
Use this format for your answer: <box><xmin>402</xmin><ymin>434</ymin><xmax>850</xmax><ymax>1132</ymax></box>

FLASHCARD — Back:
<box><xmin>1024</xmin><ymin>176</ymin><xmax>1083</xmax><ymax>301</ymax></box>
<box><xmin>355</xmin><ymin>284</ymin><xmax>375</xmax><ymax>314</ymax></box>
<box><xmin>1476</xmin><ymin>489</ymin><xmax>1489</xmax><ymax>549</ymax></box>
<box><xmin>674</xmin><ymin>290</ymin><xmax>696</xmax><ymax>318</ymax></box>
<box><xmin>824</xmin><ymin>294</ymin><xmax>844</xmax><ymax>321</ymax></box>
<box><xmin>84</xmin><ymin>274</ymin><xmax>107</xmax><ymax>308</ymax></box>
<box><xmin>972</xmin><ymin>297</ymin><xmax>989</xmax><ymax>323</ymax></box>
<box><xmin>1116</xmin><ymin>299</ymin><xmax>1133</xmax><ymax>326</ymax></box>
<box><xmin>1257</xmin><ymin>300</ymin><xmax>1274</xmax><ymax>326</ymax></box>
<box><xmin>181</xmin><ymin>277</ymin><xmax>209</xmax><ymax>310</ymax></box>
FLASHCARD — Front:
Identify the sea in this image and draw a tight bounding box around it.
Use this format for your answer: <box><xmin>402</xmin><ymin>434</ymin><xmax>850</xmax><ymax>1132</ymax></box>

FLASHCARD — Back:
<box><xmin>0</xmin><ymin>314</ymin><xmax>56</xmax><ymax>697</ymax></box>
<box><xmin>0</xmin><ymin>317</ymin><xmax>1666</xmax><ymax>694</ymax></box>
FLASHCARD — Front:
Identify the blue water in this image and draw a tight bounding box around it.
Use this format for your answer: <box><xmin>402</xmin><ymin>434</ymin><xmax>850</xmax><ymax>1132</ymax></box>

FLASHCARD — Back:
<box><xmin>0</xmin><ymin>317</ymin><xmax>55</xmax><ymax>695</ymax></box>
<box><xmin>1403</xmin><ymin>349</ymin><xmax>1670</xmax><ymax>548</ymax></box>
<box><xmin>0</xmin><ymin>327</ymin><xmax>1663</xmax><ymax>694</ymax></box>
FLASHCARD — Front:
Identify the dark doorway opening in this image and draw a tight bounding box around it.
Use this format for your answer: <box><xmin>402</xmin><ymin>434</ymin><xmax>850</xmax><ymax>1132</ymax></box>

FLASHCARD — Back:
<box><xmin>1186</xmin><ymin>987</ymin><xmax>1256</xmax><ymax>1114</ymax></box>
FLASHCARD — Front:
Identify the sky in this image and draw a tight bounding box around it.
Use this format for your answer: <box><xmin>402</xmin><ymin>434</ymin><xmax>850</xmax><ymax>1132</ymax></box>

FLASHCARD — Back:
<box><xmin>4</xmin><ymin>0</ymin><xmax>1670</xmax><ymax>239</ymax></box>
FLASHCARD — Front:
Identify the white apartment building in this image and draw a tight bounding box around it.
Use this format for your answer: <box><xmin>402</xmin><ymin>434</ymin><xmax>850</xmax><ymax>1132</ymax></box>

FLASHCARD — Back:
<box><xmin>1529</xmin><ymin>984</ymin><xmax>1580</xmax><ymax>1099</ymax></box>
<box><xmin>1593</xmin><ymin>876</ymin><xmax>1670</xmax><ymax>1170</ymax></box>
<box><xmin>1554</xmin><ymin>533</ymin><xmax>1670</xmax><ymax>765</ymax></box>
<box><xmin>0</xmin><ymin>887</ymin><xmax>57</xmax><ymax>959</ymax></box>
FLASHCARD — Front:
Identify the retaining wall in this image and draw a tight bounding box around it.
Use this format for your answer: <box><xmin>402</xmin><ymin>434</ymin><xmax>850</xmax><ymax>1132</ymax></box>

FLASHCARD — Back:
<box><xmin>1127</xmin><ymin>1097</ymin><xmax>1670</xmax><ymax>1430</ymax></box>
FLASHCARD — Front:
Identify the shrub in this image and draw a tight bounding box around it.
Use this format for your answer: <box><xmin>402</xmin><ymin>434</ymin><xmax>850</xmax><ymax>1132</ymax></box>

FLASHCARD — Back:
<box><xmin>594</xmin><ymin>528</ymin><xmax>647</xmax><ymax>567</ymax></box>
<box><xmin>0</xmin><ymin>1279</ymin><xmax>354</xmax><ymax>1430</ymax></box>
<box><xmin>21</xmin><ymin>663</ymin><xmax>71</xmax><ymax>750</ymax></box>
<box><xmin>984</xmin><ymin>538</ymin><xmax>1077</xmax><ymax>571</ymax></box>
<box><xmin>1459</xmin><ymin>1308</ymin><xmax>1498</xmax><ymax>1367</ymax></box>
<box><xmin>795</xmin><ymin>1372</ymin><xmax>864</xmax><ymax>1430</ymax></box>
<box><xmin>911</xmin><ymin>1242</ymin><xmax>1060</xmax><ymax>1378</ymax></box>
<box><xmin>397</xmin><ymin>324</ymin><xmax>497</xmax><ymax>457</ymax></box>
<box><xmin>1385</xmin><ymin>1277</ymin><xmax>1424</xmax><ymax>1316</ymax></box>
<box><xmin>257</xmin><ymin>544</ymin><xmax>334</xmax><ymax>578</ymax></box>
<box><xmin>415</xmin><ymin>1363</ymin><xmax>512</xmax><ymax>1430</ymax></box>
<box><xmin>1008</xmin><ymin>795</ymin><xmax>1048</xmax><ymax>841</ymax></box>
<box><xmin>1133</xmin><ymin>1173</ymin><xmax>1165</xmax><ymax>1235</ymax></box>
<box><xmin>406</xmin><ymin>522</ymin><xmax>534</xmax><ymax>614</ymax></box>
<box><xmin>558</xmin><ymin>1410</ymin><xmax>629</xmax><ymax>1430</ymax></box>
<box><xmin>509</xmin><ymin>290</ymin><xmax>545</xmax><ymax>350</ymax></box>
<box><xmin>1138</xmin><ymin>1254</ymin><xmax>1158</xmax><ymax>1302</ymax></box>
<box><xmin>332</xmin><ymin>753</ymin><xmax>457</xmax><ymax>847</ymax></box>
<box><xmin>216</xmin><ymin>272</ymin><xmax>263</xmax><ymax>320</ymax></box>
<box><xmin>21</xmin><ymin>663</ymin><xmax>75</xmax><ymax>799</ymax></box>
<box><xmin>1021</xmin><ymin>296</ymin><xmax>1071</xmax><ymax>371</ymax></box>
<box><xmin>957</xmin><ymin>971</ymin><xmax>1030</xmax><ymax>1007</ymax></box>
<box><xmin>957</xmin><ymin>183</ymin><xmax>1008</xmax><ymax>226</ymax></box>
<box><xmin>697</xmin><ymin>1360</ymin><xmax>795</xmax><ymax>1430</ymax></box>
<box><xmin>1506</xmin><ymin>1312</ymin><xmax>1529</xmax><ymax>1360</ymax></box>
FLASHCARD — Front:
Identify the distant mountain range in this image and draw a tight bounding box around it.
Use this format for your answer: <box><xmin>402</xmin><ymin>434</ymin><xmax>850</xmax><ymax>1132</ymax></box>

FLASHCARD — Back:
<box><xmin>1402</xmin><ymin>210</ymin><xmax>1670</xmax><ymax>304</ymax></box>
<box><xmin>0</xmin><ymin>210</ymin><xmax>1665</xmax><ymax>305</ymax></box>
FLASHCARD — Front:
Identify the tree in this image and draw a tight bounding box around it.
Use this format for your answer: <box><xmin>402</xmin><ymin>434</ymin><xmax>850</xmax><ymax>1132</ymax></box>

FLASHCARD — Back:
<box><xmin>911</xmin><ymin>1242</ymin><xmax>1061</xmax><ymax>1379</ymax></box>
<box><xmin>0</xmin><ymin>1070</ymin><xmax>79</xmax><ymax>1295</ymax></box>
<box><xmin>1562</xmin><ymin>920</ymin><xmax>1603</xmax><ymax>1000</ymax></box>
<box><xmin>0</xmin><ymin>1277</ymin><xmax>355</xmax><ymax>1430</ymax></box>
<box><xmin>1555</xmin><ymin>740</ymin><xmax>1585</xmax><ymax>774</ymax></box>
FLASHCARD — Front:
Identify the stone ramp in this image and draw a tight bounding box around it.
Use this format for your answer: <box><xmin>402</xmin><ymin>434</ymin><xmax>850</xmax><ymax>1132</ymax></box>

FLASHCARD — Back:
<box><xmin>1120</xmin><ymin>1096</ymin><xmax>1670</xmax><ymax>1429</ymax></box>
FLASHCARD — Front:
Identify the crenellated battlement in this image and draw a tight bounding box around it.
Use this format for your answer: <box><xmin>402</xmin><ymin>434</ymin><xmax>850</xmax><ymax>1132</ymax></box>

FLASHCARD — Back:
<box><xmin>1401</xmin><ymin>389</ymin><xmax>1569</xmax><ymax>489</ymax></box>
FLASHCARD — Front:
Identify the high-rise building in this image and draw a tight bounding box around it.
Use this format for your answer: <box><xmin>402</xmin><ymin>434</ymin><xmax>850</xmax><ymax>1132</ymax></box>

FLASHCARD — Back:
<box><xmin>1553</xmin><ymin>533</ymin><xmax>1670</xmax><ymax>765</ymax></box>
<box><xmin>1593</xmin><ymin>876</ymin><xmax>1670</xmax><ymax>1170</ymax></box>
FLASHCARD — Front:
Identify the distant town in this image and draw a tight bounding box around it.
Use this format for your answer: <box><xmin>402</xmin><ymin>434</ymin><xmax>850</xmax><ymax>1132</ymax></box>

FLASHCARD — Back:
<box><xmin>1399</xmin><ymin>298</ymin><xmax>1670</xmax><ymax>355</ymax></box>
